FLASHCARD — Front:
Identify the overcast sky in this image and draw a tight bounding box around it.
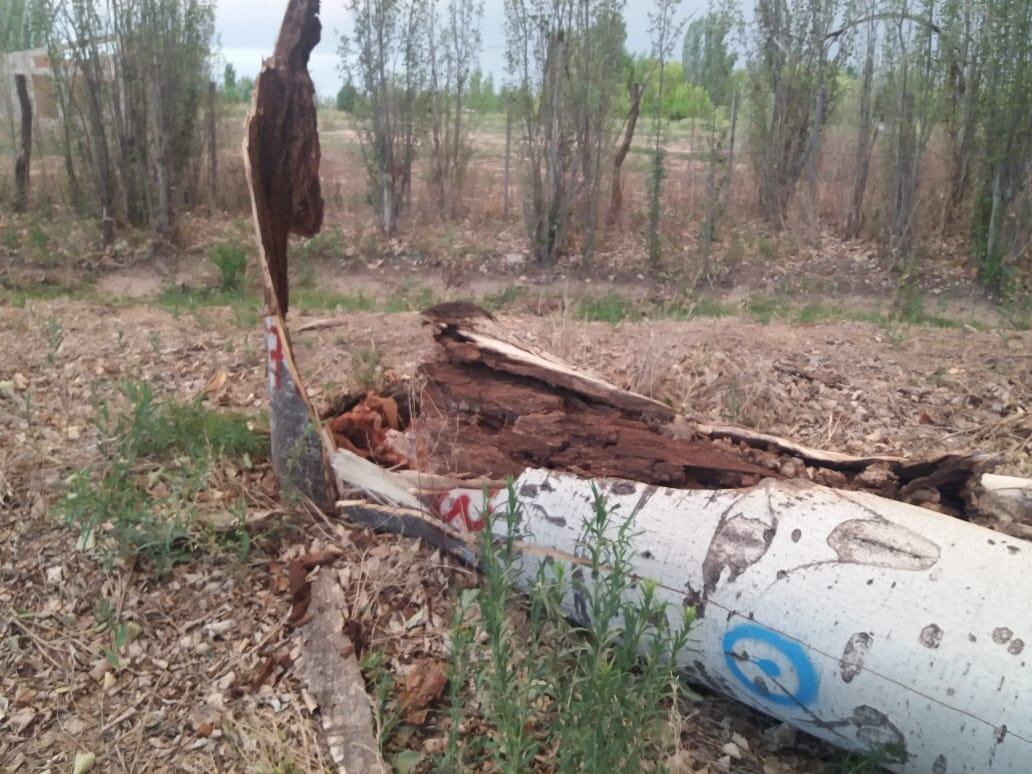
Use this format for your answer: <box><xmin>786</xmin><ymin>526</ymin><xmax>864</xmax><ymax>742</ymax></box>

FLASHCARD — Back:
<box><xmin>217</xmin><ymin>0</ymin><xmax>708</xmax><ymax>100</ymax></box>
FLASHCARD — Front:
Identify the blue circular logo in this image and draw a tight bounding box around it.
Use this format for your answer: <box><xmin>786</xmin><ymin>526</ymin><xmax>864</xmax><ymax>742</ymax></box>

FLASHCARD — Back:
<box><xmin>723</xmin><ymin>624</ymin><xmax>819</xmax><ymax>708</ymax></box>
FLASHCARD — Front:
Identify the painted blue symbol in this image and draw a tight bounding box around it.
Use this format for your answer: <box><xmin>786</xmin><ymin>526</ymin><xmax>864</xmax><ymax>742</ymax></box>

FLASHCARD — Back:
<box><xmin>723</xmin><ymin>623</ymin><xmax>819</xmax><ymax>708</ymax></box>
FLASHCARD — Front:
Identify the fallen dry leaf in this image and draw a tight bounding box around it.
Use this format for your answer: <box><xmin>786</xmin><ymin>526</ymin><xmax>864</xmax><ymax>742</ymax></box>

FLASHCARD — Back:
<box><xmin>400</xmin><ymin>658</ymin><xmax>449</xmax><ymax>725</ymax></box>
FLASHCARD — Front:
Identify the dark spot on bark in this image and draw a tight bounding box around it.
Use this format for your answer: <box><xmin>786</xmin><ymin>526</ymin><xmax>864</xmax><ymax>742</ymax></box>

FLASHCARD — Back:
<box><xmin>827</xmin><ymin>519</ymin><xmax>940</xmax><ymax>570</ymax></box>
<box><xmin>866</xmin><ymin>578</ymin><xmax>874</xmax><ymax>585</ymax></box>
<box><xmin>610</xmin><ymin>481</ymin><xmax>636</xmax><ymax>496</ymax></box>
<box><xmin>993</xmin><ymin>627</ymin><xmax>1013</xmax><ymax>644</ymax></box>
<box><xmin>641</xmin><ymin>549</ymin><xmax>654</xmax><ymax>560</ymax></box>
<box><xmin>946</xmin><ymin>687</ymin><xmax>955</xmax><ymax>697</ymax></box>
<box><xmin>539</xmin><ymin>479</ymin><xmax>554</xmax><ymax>492</ymax></box>
<box><xmin>702</xmin><ymin>514</ymin><xmax>777</xmax><ymax>596</ymax></box>
<box><xmin>920</xmin><ymin>624</ymin><xmax>944</xmax><ymax>649</ymax></box>
<box><xmin>791</xmin><ymin>528</ymin><xmax>802</xmax><ymax>542</ymax></box>
<box><xmin>1008</xmin><ymin>638</ymin><xmax>1024</xmax><ymax>655</ymax></box>
<box><xmin>529</xmin><ymin>502</ymin><xmax>566</xmax><ymax>527</ymax></box>
<box><xmin>1007</xmin><ymin>545</ymin><xmax>1020</xmax><ymax>554</ymax></box>
<box><xmin>519</xmin><ymin>483</ymin><xmax>538</xmax><ymax>497</ymax></box>
<box><xmin>752</xmin><ymin>675</ymin><xmax>770</xmax><ymax>697</ymax></box>
<box><xmin>995</xmin><ymin>725</ymin><xmax>1007</xmax><ymax>744</ymax></box>
<box><xmin>840</xmin><ymin>632</ymin><xmax>873</xmax><ymax>683</ymax></box>
<box><xmin>776</xmin><ymin>570</ymin><xmax>787</xmax><ymax>580</ymax></box>
<box><xmin>852</xmin><ymin>706</ymin><xmax>907</xmax><ymax>758</ymax></box>
<box><xmin>968</xmin><ymin>633</ymin><xmax>977</xmax><ymax>643</ymax></box>
<box><xmin>932</xmin><ymin>753</ymin><xmax>947</xmax><ymax>773</ymax></box>
<box><xmin>683</xmin><ymin>583</ymin><xmax>705</xmax><ymax>617</ymax></box>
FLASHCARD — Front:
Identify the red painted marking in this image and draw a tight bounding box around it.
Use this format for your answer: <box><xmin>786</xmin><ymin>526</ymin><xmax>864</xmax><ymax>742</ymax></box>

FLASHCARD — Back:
<box><xmin>267</xmin><ymin>321</ymin><xmax>283</xmax><ymax>389</ymax></box>
<box><xmin>435</xmin><ymin>490</ymin><xmax>499</xmax><ymax>532</ymax></box>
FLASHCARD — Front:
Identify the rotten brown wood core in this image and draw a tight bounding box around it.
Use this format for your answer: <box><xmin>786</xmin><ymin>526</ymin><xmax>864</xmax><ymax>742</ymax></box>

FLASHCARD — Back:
<box><xmin>244</xmin><ymin>0</ymin><xmax>323</xmax><ymax>315</ymax></box>
<box><xmin>325</xmin><ymin>305</ymin><xmax>995</xmax><ymax>518</ymax></box>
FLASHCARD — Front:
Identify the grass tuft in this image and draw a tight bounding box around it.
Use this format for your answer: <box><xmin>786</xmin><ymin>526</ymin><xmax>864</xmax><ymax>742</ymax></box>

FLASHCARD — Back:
<box><xmin>59</xmin><ymin>381</ymin><xmax>265</xmax><ymax>576</ymax></box>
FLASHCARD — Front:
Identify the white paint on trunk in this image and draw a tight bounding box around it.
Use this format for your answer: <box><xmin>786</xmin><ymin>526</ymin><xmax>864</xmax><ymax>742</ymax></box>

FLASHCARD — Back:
<box><xmin>478</xmin><ymin>470</ymin><xmax>1032</xmax><ymax>773</ymax></box>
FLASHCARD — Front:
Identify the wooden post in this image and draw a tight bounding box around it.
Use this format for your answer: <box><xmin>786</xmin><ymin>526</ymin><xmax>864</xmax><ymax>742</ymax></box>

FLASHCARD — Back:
<box><xmin>207</xmin><ymin>80</ymin><xmax>218</xmax><ymax>210</ymax></box>
<box><xmin>14</xmin><ymin>74</ymin><xmax>31</xmax><ymax>213</ymax></box>
<box><xmin>503</xmin><ymin>96</ymin><xmax>512</xmax><ymax>220</ymax></box>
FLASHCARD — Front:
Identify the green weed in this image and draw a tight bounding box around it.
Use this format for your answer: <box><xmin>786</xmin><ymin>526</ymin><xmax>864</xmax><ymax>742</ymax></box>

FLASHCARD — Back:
<box><xmin>442</xmin><ymin>483</ymin><xmax>692</xmax><ymax>771</ymax></box>
<box><xmin>350</xmin><ymin>345</ymin><xmax>384</xmax><ymax>393</ymax></box>
<box><xmin>577</xmin><ymin>292</ymin><xmax>640</xmax><ymax>323</ymax></box>
<box><xmin>210</xmin><ymin>243</ymin><xmax>249</xmax><ymax>292</ymax></box>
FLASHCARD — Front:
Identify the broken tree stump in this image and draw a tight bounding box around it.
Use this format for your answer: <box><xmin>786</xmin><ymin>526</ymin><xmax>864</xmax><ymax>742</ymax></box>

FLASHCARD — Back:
<box><xmin>244</xmin><ymin>0</ymin><xmax>334</xmax><ymax>510</ymax></box>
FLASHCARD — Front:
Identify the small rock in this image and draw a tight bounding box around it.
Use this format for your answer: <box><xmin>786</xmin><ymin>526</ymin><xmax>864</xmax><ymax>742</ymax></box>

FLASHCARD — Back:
<box><xmin>721</xmin><ymin>742</ymin><xmax>741</xmax><ymax>759</ymax></box>
<box><xmin>503</xmin><ymin>252</ymin><xmax>526</xmax><ymax>267</ymax></box>
<box><xmin>731</xmin><ymin>732</ymin><xmax>750</xmax><ymax>753</ymax></box>
<box><xmin>713</xmin><ymin>754</ymin><xmax>732</xmax><ymax>772</ymax></box>
<box><xmin>103</xmin><ymin>671</ymin><xmax>116</xmax><ymax>692</ymax></box>
<box><xmin>13</xmin><ymin>373</ymin><xmax>28</xmax><ymax>391</ymax></box>
<box><xmin>45</xmin><ymin>566</ymin><xmax>63</xmax><ymax>584</ymax></box>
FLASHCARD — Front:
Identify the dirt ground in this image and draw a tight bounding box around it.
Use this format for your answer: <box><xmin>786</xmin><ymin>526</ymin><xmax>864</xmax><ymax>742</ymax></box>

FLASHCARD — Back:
<box><xmin>1</xmin><ymin>293</ymin><xmax>1030</xmax><ymax>772</ymax></box>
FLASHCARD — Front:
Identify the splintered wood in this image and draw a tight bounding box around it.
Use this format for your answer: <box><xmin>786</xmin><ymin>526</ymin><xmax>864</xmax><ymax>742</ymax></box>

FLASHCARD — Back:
<box><xmin>331</xmin><ymin>304</ymin><xmax>1000</xmax><ymax>519</ymax></box>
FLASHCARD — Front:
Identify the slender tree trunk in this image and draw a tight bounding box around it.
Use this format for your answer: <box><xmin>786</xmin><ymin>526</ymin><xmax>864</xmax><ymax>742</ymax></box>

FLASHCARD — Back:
<box><xmin>84</xmin><ymin>79</ymin><xmax>116</xmax><ymax>245</ymax></box>
<box><xmin>606</xmin><ymin>82</ymin><xmax>642</xmax><ymax>228</ymax></box>
<box><xmin>207</xmin><ymin>80</ymin><xmax>218</xmax><ymax>210</ymax></box>
<box><xmin>13</xmin><ymin>74</ymin><xmax>31</xmax><ymax>213</ymax></box>
<box><xmin>846</xmin><ymin>20</ymin><xmax>877</xmax><ymax>240</ymax></box>
<box><xmin>152</xmin><ymin>61</ymin><xmax>174</xmax><ymax>240</ymax></box>
<box><xmin>726</xmin><ymin>88</ymin><xmax>738</xmax><ymax>204</ymax></box>
<box><xmin>504</xmin><ymin>97</ymin><xmax>512</xmax><ymax>219</ymax></box>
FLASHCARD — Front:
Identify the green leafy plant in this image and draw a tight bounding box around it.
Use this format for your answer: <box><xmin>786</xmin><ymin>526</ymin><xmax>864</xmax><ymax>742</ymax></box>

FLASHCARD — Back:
<box><xmin>210</xmin><ymin>243</ymin><xmax>249</xmax><ymax>292</ymax></box>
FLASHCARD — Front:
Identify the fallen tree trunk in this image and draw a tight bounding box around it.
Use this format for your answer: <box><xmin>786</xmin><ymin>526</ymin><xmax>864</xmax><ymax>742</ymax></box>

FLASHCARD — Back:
<box><xmin>333</xmin><ymin>469</ymin><xmax>1032</xmax><ymax>773</ymax></box>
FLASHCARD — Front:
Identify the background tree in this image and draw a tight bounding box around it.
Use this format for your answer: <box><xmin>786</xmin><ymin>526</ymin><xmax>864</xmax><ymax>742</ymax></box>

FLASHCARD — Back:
<box><xmin>343</xmin><ymin>0</ymin><xmax>430</xmax><ymax>235</ymax></box>
<box><xmin>970</xmin><ymin>0</ymin><xmax>1032</xmax><ymax>290</ymax></box>
<box><xmin>681</xmin><ymin>9</ymin><xmax>736</xmax><ymax>107</ymax></box>
<box><xmin>426</xmin><ymin>0</ymin><xmax>482</xmax><ymax>219</ymax></box>
<box><xmin>645</xmin><ymin>0</ymin><xmax>683</xmax><ymax>267</ymax></box>
<box><xmin>748</xmin><ymin>0</ymin><xmax>848</xmax><ymax>229</ymax></box>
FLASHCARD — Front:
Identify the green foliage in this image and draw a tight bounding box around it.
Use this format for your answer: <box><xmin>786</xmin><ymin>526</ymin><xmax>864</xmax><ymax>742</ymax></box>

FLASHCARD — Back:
<box><xmin>336</xmin><ymin>79</ymin><xmax>358</xmax><ymax>112</ymax></box>
<box><xmin>222</xmin><ymin>63</ymin><xmax>254</xmax><ymax>103</ymax></box>
<box><xmin>681</xmin><ymin>11</ymin><xmax>737</xmax><ymax>106</ymax></box>
<box><xmin>578</xmin><ymin>291</ymin><xmax>640</xmax><ymax>323</ymax></box>
<box><xmin>210</xmin><ymin>243</ymin><xmax>249</xmax><ymax>291</ymax></box>
<box><xmin>468</xmin><ymin>68</ymin><xmax>505</xmax><ymax>113</ymax></box>
<box><xmin>442</xmin><ymin>483</ymin><xmax>692</xmax><ymax>771</ymax></box>
<box><xmin>58</xmin><ymin>381</ymin><xmax>264</xmax><ymax>575</ymax></box>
